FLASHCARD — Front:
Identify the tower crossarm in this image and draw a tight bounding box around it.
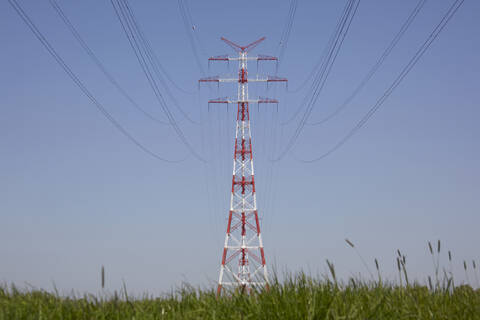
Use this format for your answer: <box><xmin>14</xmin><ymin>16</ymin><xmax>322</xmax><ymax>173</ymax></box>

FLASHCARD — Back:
<box><xmin>209</xmin><ymin>55</ymin><xmax>230</xmax><ymax>61</ymax></box>
<box><xmin>208</xmin><ymin>98</ymin><xmax>231</xmax><ymax>104</ymax></box>
<box><xmin>198</xmin><ymin>76</ymin><xmax>220</xmax><ymax>83</ymax></box>
<box><xmin>209</xmin><ymin>55</ymin><xmax>278</xmax><ymax>62</ymax></box>
<box><xmin>221</xmin><ymin>36</ymin><xmax>266</xmax><ymax>53</ymax></box>
<box><xmin>257</xmin><ymin>97</ymin><xmax>279</xmax><ymax>104</ymax></box>
<box><xmin>265</xmin><ymin>75</ymin><xmax>288</xmax><ymax>82</ymax></box>
<box><xmin>208</xmin><ymin>97</ymin><xmax>279</xmax><ymax>105</ymax></box>
<box><xmin>257</xmin><ymin>54</ymin><xmax>278</xmax><ymax>61</ymax></box>
<box><xmin>199</xmin><ymin>76</ymin><xmax>237</xmax><ymax>83</ymax></box>
<box><xmin>199</xmin><ymin>75</ymin><xmax>287</xmax><ymax>83</ymax></box>
<box><xmin>244</xmin><ymin>75</ymin><xmax>288</xmax><ymax>83</ymax></box>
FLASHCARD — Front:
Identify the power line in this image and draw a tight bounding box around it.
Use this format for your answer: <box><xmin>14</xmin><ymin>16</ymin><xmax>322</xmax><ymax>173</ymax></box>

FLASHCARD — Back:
<box><xmin>7</xmin><ymin>0</ymin><xmax>187</xmax><ymax>163</ymax></box>
<box><xmin>284</xmin><ymin>1</ymin><xmax>350</xmax><ymax>96</ymax></box>
<box><xmin>120</xmin><ymin>0</ymin><xmax>200</xmax><ymax>125</ymax></box>
<box><xmin>285</xmin><ymin>59</ymin><xmax>323</xmax><ymax>94</ymax></box>
<box><xmin>48</xmin><ymin>0</ymin><xmax>170</xmax><ymax>126</ymax></box>
<box><xmin>178</xmin><ymin>0</ymin><xmax>207</xmax><ymax>76</ymax></box>
<box><xmin>127</xmin><ymin>2</ymin><xmax>196</xmax><ymax>96</ymax></box>
<box><xmin>294</xmin><ymin>0</ymin><xmax>465</xmax><ymax>163</ymax></box>
<box><xmin>307</xmin><ymin>0</ymin><xmax>427</xmax><ymax>126</ymax></box>
<box><xmin>273</xmin><ymin>0</ymin><xmax>361</xmax><ymax>161</ymax></box>
<box><xmin>276</xmin><ymin>0</ymin><xmax>298</xmax><ymax>69</ymax></box>
<box><xmin>183</xmin><ymin>0</ymin><xmax>208</xmax><ymax>58</ymax></box>
<box><xmin>111</xmin><ymin>0</ymin><xmax>205</xmax><ymax>162</ymax></box>
<box><xmin>281</xmin><ymin>0</ymin><xmax>358</xmax><ymax>123</ymax></box>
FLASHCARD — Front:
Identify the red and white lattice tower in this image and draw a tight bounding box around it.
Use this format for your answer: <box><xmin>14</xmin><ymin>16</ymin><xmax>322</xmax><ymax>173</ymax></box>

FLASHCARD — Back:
<box><xmin>199</xmin><ymin>37</ymin><xmax>287</xmax><ymax>295</ymax></box>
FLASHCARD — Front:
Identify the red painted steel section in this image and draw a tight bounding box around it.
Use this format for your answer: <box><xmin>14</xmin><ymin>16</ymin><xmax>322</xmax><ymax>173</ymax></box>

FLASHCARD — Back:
<box><xmin>260</xmin><ymin>248</ymin><xmax>266</xmax><ymax>265</ymax></box>
<box><xmin>221</xmin><ymin>248</ymin><xmax>228</xmax><ymax>265</ymax></box>
<box><xmin>240</xmin><ymin>69</ymin><xmax>247</xmax><ymax>83</ymax></box>
<box><xmin>226</xmin><ymin>210</ymin><xmax>233</xmax><ymax>234</ymax></box>
<box><xmin>254</xmin><ymin>210</ymin><xmax>261</xmax><ymax>234</ymax></box>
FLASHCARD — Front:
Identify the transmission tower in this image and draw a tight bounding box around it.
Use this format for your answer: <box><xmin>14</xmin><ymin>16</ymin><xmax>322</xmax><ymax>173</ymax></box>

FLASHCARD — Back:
<box><xmin>199</xmin><ymin>37</ymin><xmax>287</xmax><ymax>295</ymax></box>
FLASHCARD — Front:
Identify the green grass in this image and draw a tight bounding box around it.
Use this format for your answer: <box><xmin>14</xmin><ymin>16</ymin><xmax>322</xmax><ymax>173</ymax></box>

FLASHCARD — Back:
<box><xmin>1</xmin><ymin>275</ymin><xmax>479</xmax><ymax>319</ymax></box>
<box><xmin>2</xmin><ymin>241</ymin><xmax>478</xmax><ymax>319</ymax></box>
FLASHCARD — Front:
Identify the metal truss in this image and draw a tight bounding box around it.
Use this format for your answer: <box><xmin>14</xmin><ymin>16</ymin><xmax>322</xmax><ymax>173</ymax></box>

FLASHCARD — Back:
<box><xmin>199</xmin><ymin>37</ymin><xmax>287</xmax><ymax>296</ymax></box>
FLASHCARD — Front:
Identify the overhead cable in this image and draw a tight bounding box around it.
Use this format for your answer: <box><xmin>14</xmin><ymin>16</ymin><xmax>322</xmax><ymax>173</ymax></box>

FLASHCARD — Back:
<box><xmin>178</xmin><ymin>0</ymin><xmax>207</xmax><ymax>76</ymax></box>
<box><xmin>111</xmin><ymin>0</ymin><xmax>205</xmax><ymax>162</ymax></box>
<box><xmin>273</xmin><ymin>0</ymin><xmax>361</xmax><ymax>161</ymax></box>
<box><xmin>120</xmin><ymin>0</ymin><xmax>200</xmax><ymax>124</ymax></box>
<box><xmin>294</xmin><ymin>0</ymin><xmax>465</xmax><ymax>163</ymax></box>
<box><xmin>281</xmin><ymin>0</ymin><xmax>358</xmax><ymax>124</ymax></box>
<box><xmin>8</xmin><ymin>0</ymin><xmax>187</xmax><ymax>163</ymax></box>
<box><xmin>306</xmin><ymin>0</ymin><xmax>427</xmax><ymax>126</ymax></box>
<box><xmin>276</xmin><ymin>0</ymin><xmax>298</xmax><ymax>70</ymax></box>
<box><xmin>48</xmin><ymin>0</ymin><xmax>170</xmax><ymax>126</ymax></box>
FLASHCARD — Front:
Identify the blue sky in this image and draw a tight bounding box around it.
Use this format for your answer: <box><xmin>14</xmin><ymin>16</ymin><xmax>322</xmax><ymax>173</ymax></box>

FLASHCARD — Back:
<box><xmin>1</xmin><ymin>0</ymin><xmax>479</xmax><ymax>295</ymax></box>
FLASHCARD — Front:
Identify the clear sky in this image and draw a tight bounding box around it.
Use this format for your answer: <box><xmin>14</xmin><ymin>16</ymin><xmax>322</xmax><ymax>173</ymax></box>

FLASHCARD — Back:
<box><xmin>1</xmin><ymin>0</ymin><xmax>479</xmax><ymax>295</ymax></box>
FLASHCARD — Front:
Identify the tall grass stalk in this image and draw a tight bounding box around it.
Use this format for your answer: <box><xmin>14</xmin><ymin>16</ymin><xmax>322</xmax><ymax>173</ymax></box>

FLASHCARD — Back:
<box><xmin>101</xmin><ymin>265</ymin><xmax>105</xmax><ymax>289</ymax></box>
<box><xmin>397</xmin><ymin>257</ymin><xmax>402</xmax><ymax>287</ymax></box>
<box><xmin>344</xmin><ymin>239</ymin><xmax>374</xmax><ymax>281</ymax></box>
<box><xmin>473</xmin><ymin>260</ymin><xmax>479</xmax><ymax>288</ymax></box>
<box><xmin>374</xmin><ymin>258</ymin><xmax>382</xmax><ymax>284</ymax></box>
<box><xmin>464</xmin><ymin>260</ymin><xmax>471</xmax><ymax>285</ymax></box>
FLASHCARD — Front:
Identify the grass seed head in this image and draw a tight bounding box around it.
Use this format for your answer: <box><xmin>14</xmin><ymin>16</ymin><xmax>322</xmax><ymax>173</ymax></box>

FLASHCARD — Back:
<box><xmin>345</xmin><ymin>239</ymin><xmax>354</xmax><ymax>248</ymax></box>
<box><xmin>473</xmin><ymin>260</ymin><xmax>476</xmax><ymax>269</ymax></box>
<box><xmin>464</xmin><ymin>260</ymin><xmax>467</xmax><ymax>271</ymax></box>
<box><xmin>428</xmin><ymin>242</ymin><xmax>433</xmax><ymax>254</ymax></box>
<box><xmin>349</xmin><ymin>277</ymin><xmax>356</xmax><ymax>289</ymax></box>
<box><xmin>448</xmin><ymin>250</ymin><xmax>452</xmax><ymax>262</ymax></box>
<box><xmin>446</xmin><ymin>277</ymin><xmax>453</xmax><ymax>292</ymax></box>
<box><xmin>326</xmin><ymin>259</ymin><xmax>336</xmax><ymax>282</ymax></box>
<box><xmin>375</xmin><ymin>258</ymin><xmax>379</xmax><ymax>271</ymax></box>
<box><xmin>437</xmin><ymin>240</ymin><xmax>441</xmax><ymax>253</ymax></box>
<box><xmin>101</xmin><ymin>265</ymin><xmax>105</xmax><ymax>289</ymax></box>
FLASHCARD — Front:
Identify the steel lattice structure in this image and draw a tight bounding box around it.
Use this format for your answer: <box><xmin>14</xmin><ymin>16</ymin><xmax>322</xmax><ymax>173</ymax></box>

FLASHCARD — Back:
<box><xmin>200</xmin><ymin>37</ymin><xmax>287</xmax><ymax>295</ymax></box>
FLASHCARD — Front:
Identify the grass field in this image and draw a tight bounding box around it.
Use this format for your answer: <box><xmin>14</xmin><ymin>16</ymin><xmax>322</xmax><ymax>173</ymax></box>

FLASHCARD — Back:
<box><xmin>1</xmin><ymin>242</ymin><xmax>479</xmax><ymax>319</ymax></box>
<box><xmin>1</xmin><ymin>273</ymin><xmax>479</xmax><ymax>319</ymax></box>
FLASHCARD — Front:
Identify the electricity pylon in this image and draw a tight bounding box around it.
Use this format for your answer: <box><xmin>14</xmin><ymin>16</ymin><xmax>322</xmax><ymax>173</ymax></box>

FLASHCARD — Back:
<box><xmin>199</xmin><ymin>37</ymin><xmax>287</xmax><ymax>295</ymax></box>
